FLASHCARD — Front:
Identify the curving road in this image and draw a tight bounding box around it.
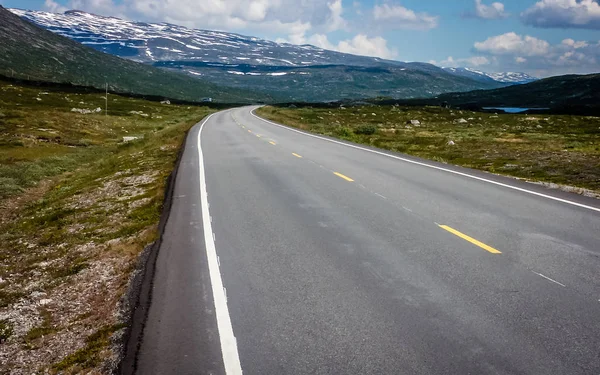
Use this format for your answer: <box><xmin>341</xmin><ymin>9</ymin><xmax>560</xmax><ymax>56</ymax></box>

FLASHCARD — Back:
<box><xmin>136</xmin><ymin>106</ymin><xmax>600</xmax><ymax>374</ymax></box>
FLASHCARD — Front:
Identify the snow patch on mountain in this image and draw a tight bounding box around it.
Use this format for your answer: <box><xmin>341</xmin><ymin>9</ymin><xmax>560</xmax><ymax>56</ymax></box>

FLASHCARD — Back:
<box><xmin>443</xmin><ymin>67</ymin><xmax>537</xmax><ymax>84</ymax></box>
<box><xmin>9</xmin><ymin>8</ymin><xmax>390</xmax><ymax>68</ymax></box>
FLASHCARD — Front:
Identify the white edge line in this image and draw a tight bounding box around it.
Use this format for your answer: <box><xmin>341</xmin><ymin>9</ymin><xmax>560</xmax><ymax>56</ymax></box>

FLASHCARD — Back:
<box><xmin>250</xmin><ymin>108</ymin><xmax>600</xmax><ymax>213</ymax></box>
<box><xmin>197</xmin><ymin>112</ymin><xmax>243</xmax><ymax>375</ymax></box>
<box><xmin>533</xmin><ymin>271</ymin><xmax>566</xmax><ymax>287</ymax></box>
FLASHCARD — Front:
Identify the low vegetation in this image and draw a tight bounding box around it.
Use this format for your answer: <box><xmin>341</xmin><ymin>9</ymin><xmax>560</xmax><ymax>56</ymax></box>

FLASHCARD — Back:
<box><xmin>0</xmin><ymin>79</ymin><xmax>215</xmax><ymax>373</ymax></box>
<box><xmin>257</xmin><ymin>105</ymin><xmax>600</xmax><ymax>195</ymax></box>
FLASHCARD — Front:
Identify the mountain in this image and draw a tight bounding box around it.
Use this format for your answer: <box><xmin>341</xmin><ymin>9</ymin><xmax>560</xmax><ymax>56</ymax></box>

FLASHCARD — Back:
<box><xmin>9</xmin><ymin>8</ymin><xmax>508</xmax><ymax>102</ymax></box>
<box><xmin>0</xmin><ymin>6</ymin><xmax>267</xmax><ymax>103</ymax></box>
<box><xmin>435</xmin><ymin>73</ymin><xmax>600</xmax><ymax>111</ymax></box>
<box><xmin>443</xmin><ymin>67</ymin><xmax>537</xmax><ymax>85</ymax></box>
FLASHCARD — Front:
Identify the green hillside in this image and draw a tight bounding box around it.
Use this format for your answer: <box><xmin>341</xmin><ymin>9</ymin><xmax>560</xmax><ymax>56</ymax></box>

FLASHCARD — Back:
<box><xmin>435</xmin><ymin>73</ymin><xmax>600</xmax><ymax>109</ymax></box>
<box><xmin>0</xmin><ymin>6</ymin><xmax>268</xmax><ymax>103</ymax></box>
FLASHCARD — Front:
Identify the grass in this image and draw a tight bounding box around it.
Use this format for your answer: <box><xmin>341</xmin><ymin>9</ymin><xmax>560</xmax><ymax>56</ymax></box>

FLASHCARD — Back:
<box><xmin>24</xmin><ymin>308</ymin><xmax>56</xmax><ymax>349</ymax></box>
<box><xmin>0</xmin><ymin>318</ymin><xmax>13</xmax><ymax>343</ymax></box>
<box><xmin>0</xmin><ymin>78</ymin><xmax>217</xmax><ymax>373</ymax></box>
<box><xmin>52</xmin><ymin>324</ymin><xmax>126</xmax><ymax>372</ymax></box>
<box><xmin>257</xmin><ymin>105</ymin><xmax>600</xmax><ymax>194</ymax></box>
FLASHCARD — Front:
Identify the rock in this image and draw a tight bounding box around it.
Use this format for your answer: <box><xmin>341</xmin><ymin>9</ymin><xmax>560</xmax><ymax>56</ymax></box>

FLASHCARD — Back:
<box><xmin>129</xmin><ymin>111</ymin><xmax>149</xmax><ymax>117</ymax></box>
<box><xmin>456</xmin><ymin>118</ymin><xmax>468</xmax><ymax>124</ymax></box>
<box><xmin>372</xmin><ymin>113</ymin><xmax>377</xmax><ymax>116</ymax></box>
<box><xmin>36</xmin><ymin>97</ymin><xmax>42</xmax><ymax>101</ymax></box>
<box><xmin>39</xmin><ymin>299</ymin><xmax>52</xmax><ymax>306</ymax></box>
<box><xmin>160</xmin><ymin>100</ymin><xmax>171</xmax><ymax>105</ymax></box>
<box><xmin>407</xmin><ymin>120</ymin><xmax>421</xmax><ymax>126</ymax></box>
<box><xmin>71</xmin><ymin>108</ymin><xmax>94</xmax><ymax>114</ymax></box>
<box><xmin>123</xmin><ymin>136</ymin><xmax>140</xmax><ymax>142</ymax></box>
<box><xmin>447</xmin><ymin>140</ymin><xmax>456</xmax><ymax>146</ymax></box>
<box><xmin>536</xmin><ymin>124</ymin><xmax>543</xmax><ymax>129</ymax></box>
<box><xmin>94</xmin><ymin>107</ymin><xmax>102</xmax><ymax>113</ymax></box>
<box><xmin>339</xmin><ymin>106</ymin><xmax>346</xmax><ymax>109</ymax></box>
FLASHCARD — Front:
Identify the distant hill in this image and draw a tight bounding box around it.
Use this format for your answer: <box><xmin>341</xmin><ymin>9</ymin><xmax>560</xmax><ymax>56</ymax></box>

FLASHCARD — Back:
<box><xmin>10</xmin><ymin>8</ymin><xmax>510</xmax><ymax>102</ymax></box>
<box><xmin>435</xmin><ymin>73</ymin><xmax>600</xmax><ymax>110</ymax></box>
<box><xmin>0</xmin><ymin>6</ymin><xmax>267</xmax><ymax>103</ymax></box>
<box><xmin>442</xmin><ymin>67</ymin><xmax>537</xmax><ymax>85</ymax></box>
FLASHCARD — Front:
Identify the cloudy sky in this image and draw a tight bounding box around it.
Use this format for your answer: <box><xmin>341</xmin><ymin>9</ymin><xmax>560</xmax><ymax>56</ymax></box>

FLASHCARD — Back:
<box><xmin>2</xmin><ymin>0</ymin><xmax>600</xmax><ymax>77</ymax></box>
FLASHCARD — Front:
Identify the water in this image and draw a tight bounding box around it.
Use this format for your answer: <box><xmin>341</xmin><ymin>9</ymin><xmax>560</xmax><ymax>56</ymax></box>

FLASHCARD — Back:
<box><xmin>482</xmin><ymin>107</ymin><xmax>550</xmax><ymax>113</ymax></box>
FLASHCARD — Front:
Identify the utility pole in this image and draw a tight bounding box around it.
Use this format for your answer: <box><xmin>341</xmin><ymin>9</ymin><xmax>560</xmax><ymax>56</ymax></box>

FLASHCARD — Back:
<box><xmin>105</xmin><ymin>82</ymin><xmax>108</xmax><ymax>117</ymax></box>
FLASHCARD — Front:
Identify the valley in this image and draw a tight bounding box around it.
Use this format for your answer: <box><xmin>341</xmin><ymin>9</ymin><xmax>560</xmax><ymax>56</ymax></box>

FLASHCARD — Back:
<box><xmin>1</xmin><ymin>3</ymin><xmax>599</xmax><ymax>375</ymax></box>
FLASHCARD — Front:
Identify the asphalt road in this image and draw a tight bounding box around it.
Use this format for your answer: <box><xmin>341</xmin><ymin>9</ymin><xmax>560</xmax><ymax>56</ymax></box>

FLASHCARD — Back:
<box><xmin>136</xmin><ymin>106</ymin><xmax>600</xmax><ymax>374</ymax></box>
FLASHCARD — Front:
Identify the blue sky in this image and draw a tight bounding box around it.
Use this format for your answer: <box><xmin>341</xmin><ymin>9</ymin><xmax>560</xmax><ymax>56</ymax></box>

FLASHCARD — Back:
<box><xmin>2</xmin><ymin>0</ymin><xmax>599</xmax><ymax>76</ymax></box>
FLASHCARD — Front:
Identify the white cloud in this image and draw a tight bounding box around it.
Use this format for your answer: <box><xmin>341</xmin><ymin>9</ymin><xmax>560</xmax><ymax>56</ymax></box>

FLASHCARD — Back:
<box><xmin>336</xmin><ymin>34</ymin><xmax>397</xmax><ymax>58</ymax></box>
<box><xmin>71</xmin><ymin>0</ymin><xmax>125</xmax><ymax>15</ymax></box>
<box><xmin>474</xmin><ymin>32</ymin><xmax>550</xmax><ymax>56</ymax></box>
<box><xmin>372</xmin><ymin>4</ymin><xmax>439</xmax><ymax>30</ymax></box>
<box><xmin>431</xmin><ymin>55</ymin><xmax>491</xmax><ymax>68</ymax></box>
<box><xmin>48</xmin><ymin>0</ymin><xmax>337</xmax><ymax>36</ymax></box>
<box><xmin>521</xmin><ymin>0</ymin><xmax>600</xmax><ymax>29</ymax></box>
<box><xmin>474</xmin><ymin>0</ymin><xmax>509</xmax><ymax>19</ymax></box>
<box><xmin>474</xmin><ymin>32</ymin><xmax>600</xmax><ymax>76</ymax></box>
<box><xmin>43</xmin><ymin>0</ymin><xmax>68</xmax><ymax>13</ymax></box>
<box><xmin>327</xmin><ymin>0</ymin><xmax>347</xmax><ymax>31</ymax></box>
<box><xmin>562</xmin><ymin>38</ymin><xmax>589</xmax><ymax>48</ymax></box>
<box><xmin>282</xmin><ymin>32</ymin><xmax>397</xmax><ymax>59</ymax></box>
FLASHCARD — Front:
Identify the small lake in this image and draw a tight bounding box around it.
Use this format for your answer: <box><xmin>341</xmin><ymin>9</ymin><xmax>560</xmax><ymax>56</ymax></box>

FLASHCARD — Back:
<box><xmin>482</xmin><ymin>107</ymin><xmax>550</xmax><ymax>113</ymax></box>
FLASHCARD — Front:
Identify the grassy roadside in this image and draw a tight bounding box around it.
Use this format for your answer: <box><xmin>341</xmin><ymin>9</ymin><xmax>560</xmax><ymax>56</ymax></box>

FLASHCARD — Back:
<box><xmin>0</xmin><ymin>79</ymin><xmax>216</xmax><ymax>373</ymax></box>
<box><xmin>257</xmin><ymin>105</ymin><xmax>600</xmax><ymax>195</ymax></box>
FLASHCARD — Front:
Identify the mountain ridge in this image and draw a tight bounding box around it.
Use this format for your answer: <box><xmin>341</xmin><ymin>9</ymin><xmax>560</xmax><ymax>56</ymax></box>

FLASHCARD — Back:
<box><xmin>442</xmin><ymin>67</ymin><xmax>537</xmax><ymax>85</ymax></box>
<box><xmin>0</xmin><ymin>6</ymin><xmax>269</xmax><ymax>103</ymax></box>
<box><xmin>9</xmin><ymin>7</ymin><xmax>512</xmax><ymax>102</ymax></box>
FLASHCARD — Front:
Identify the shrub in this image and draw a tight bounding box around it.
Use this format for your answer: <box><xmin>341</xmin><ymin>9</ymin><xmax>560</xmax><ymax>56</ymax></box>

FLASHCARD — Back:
<box><xmin>335</xmin><ymin>127</ymin><xmax>352</xmax><ymax>137</ymax></box>
<box><xmin>354</xmin><ymin>124</ymin><xmax>377</xmax><ymax>135</ymax></box>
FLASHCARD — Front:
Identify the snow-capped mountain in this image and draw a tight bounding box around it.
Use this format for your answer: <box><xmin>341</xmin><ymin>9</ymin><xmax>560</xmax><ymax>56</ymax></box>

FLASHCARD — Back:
<box><xmin>9</xmin><ymin>8</ymin><xmax>398</xmax><ymax>68</ymax></box>
<box><xmin>443</xmin><ymin>67</ymin><xmax>537</xmax><ymax>85</ymax></box>
<box><xmin>7</xmin><ymin>8</ymin><xmax>511</xmax><ymax>101</ymax></box>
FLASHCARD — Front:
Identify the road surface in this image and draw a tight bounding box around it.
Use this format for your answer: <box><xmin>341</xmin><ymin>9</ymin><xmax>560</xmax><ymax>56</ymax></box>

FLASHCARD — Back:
<box><xmin>136</xmin><ymin>106</ymin><xmax>600</xmax><ymax>374</ymax></box>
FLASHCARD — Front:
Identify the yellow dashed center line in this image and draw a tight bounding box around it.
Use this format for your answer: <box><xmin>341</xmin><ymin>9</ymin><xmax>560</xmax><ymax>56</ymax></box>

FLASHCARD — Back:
<box><xmin>292</xmin><ymin>153</ymin><xmax>303</xmax><ymax>158</ymax></box>
<box><xmin>269</xmin><ymin>141</ymin><xmax>276</xmax><ymax>145</ymax></box>
<box><xmin>334</xmin><ymin>172</ymin><xmax>354</xmax><ymax>182</ymax></box>
<box><xmin>438</xmin><ymin>225</ymin><xmax>502</xmax><ymax>254</ymax></box>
